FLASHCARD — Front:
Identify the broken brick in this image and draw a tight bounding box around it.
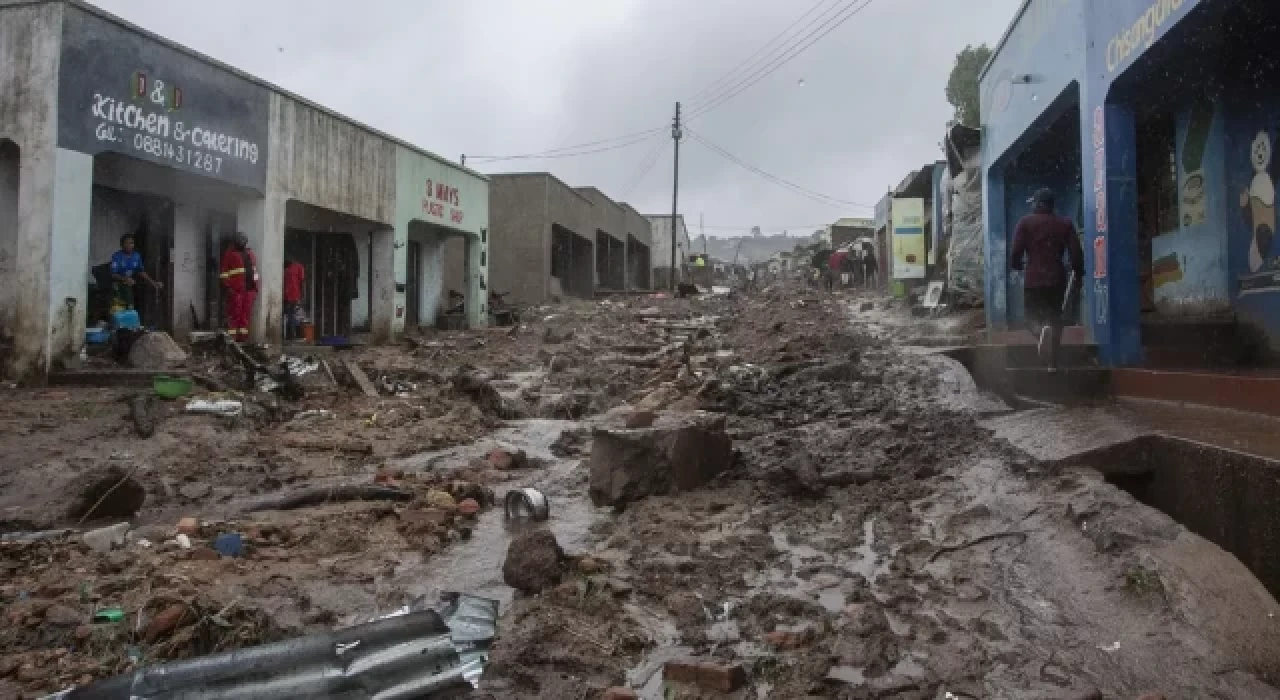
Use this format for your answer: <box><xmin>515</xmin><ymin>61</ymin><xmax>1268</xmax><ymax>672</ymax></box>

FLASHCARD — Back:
<box><xmin>176</xmin><ymin>517</ymin><xmax>199</xmax><ymax>536</ymax></box>
<box><xmin>665</xmin><ymin>659</ymin><xmax>746</xmax><ymax>692</ymax></box>
<box><xmin>188</xmin><ymin>548</ymin><xmax>220</xmax><ymax>561</ymax></box>
<box><xmin>457</xmin><ymin>498</ymin><xmax>481</xmax><ymax>516</ymax></box>
<box><xmin>601</xmin><ymin>688</ymin><xmax>638</xmax><ymax>700</ymax></box>
<box><xmin>143</xmin><ymin>603</ymin><xmax>191</xmax><ymax>643</ymax></box>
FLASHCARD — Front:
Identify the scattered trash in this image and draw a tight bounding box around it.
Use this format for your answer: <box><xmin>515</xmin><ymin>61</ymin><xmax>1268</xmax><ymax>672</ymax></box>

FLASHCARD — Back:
<box><xmin>55</xmin><ymin>593</ymin><xmax>499</xmax><ymax>698</ymax></box>
<box><xmin>1</xmin><ymin>528</ymin><xmax>73</xmax><ymax>542</ymax></box>
<box><xmin>82</xmin><ymin>523</ymin><xmax>130</xmax><ymax>554</ymax></box>
<box><xmin>93</xmin><ymin>607</ymin><xmax>125</xmax><ymax>624</ymax></box>
<box><xmin>135</xmin><ymin>538</ymin><xmax>152</xmax><ymax>549</ymax></box>
<box><xmin>280</xmin><ymin>355</ymin><xmax>319</xmax><ymax>377</ymax></box>
<box><xmin>185</xmin><ymin>399</ymin><xmax>243</xmax><ymax>416</ymax></box>
<box><xmin>175</xmin><ymin>534</ymin><xmax>192</xmax><ymax>549</ymax></box>
<box><xmin>504</xmin><ymin>487</ymin><xmax>550</xmax><ymax>522</ymax></box>
<box><xmin>213</xmin><ymin>533</ymin><xmax>244</xmax><ymax>558</ymax></box>
<box><xmin>291</xmin><ymin>409</ymin><xmax>335</xmax><ymax>423</ymax></box>
<box><xmin>1099</xmin><ymin>641</ymin><xmax>1121</xmax><ymax>653</ymax></box>
<box><xmin>378</xmin><ymin>376</ymin><xmax>418</xmax><ymax>396</ymax></box>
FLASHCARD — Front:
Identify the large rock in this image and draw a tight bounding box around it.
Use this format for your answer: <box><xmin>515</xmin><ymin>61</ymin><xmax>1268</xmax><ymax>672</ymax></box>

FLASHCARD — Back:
<box><xmin>502</xmin><ymin>529</ymin><xmax>564</xmax><ymax>593</ymax></box>
<box><xmin>128</xmin><ymin>331</ymin><xmax>187</xmax><ymax>369</ymax></box>
<box><xmin>589</xmin><ymin>411</ymin><xmax>732</xmax><ymax>507</ymax></box>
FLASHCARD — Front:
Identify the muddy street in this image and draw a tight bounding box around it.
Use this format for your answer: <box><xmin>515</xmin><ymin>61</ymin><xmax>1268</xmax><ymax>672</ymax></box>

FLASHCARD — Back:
<box><xmin>2</xmin><ymin>289</ymin><xmax>1279</xmax><ymax>699</ymax></box>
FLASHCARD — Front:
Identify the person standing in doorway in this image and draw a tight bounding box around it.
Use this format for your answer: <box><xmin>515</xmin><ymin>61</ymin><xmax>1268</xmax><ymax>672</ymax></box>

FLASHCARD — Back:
<box><xmin>283</xmin><ymin>257</ymin><xmax>305</xmax><ymax>340</ymax></box>
<box><xmin>220</xmin><ymin>233</ymin><xmax>259</xmax><ymax>343</ymax></box>
<box><xmin>1010</xmin><ymin>188</ymin><xmax>1084</xmax><ymax>370</ymax></box>
<box><xmin>110</xmin><ymin>234</ymin><xmax>163</xmax><ymax>312</ymax></box>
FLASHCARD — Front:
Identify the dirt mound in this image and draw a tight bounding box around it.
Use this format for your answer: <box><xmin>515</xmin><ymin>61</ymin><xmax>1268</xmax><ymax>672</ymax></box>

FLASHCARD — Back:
<box><xmin>502</xmin><ymin>529</ymin><xmax>565</xmax><ymax>593</ymax></box>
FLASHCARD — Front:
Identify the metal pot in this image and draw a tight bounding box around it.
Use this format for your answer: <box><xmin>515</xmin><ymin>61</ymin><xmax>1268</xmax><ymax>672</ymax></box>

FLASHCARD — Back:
<box><xmin>504</xmin><ymin>487</ymin><xmax>550</xmax><ymax>522</ymax></box>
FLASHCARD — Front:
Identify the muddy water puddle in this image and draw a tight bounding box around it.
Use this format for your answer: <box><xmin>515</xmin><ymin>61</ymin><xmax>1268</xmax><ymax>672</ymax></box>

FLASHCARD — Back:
<box><xmin>386</xmin><ymin>418</ymin><xmax>605</xmax><ymax>611</ymax></box>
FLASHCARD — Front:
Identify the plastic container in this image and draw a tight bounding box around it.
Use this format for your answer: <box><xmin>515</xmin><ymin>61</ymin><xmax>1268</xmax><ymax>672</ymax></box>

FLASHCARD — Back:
<box><xmin>152</xmin><ymin>375</ymin><xmax>193</xmax><ymax>399</ymax></box>
<box><xmin>301</xmin><ymin>322</ymin><xmax>315</xmax><ymax>343</ymax></box>
<box><xmin>111</xmin><ymin>309</ymin><xmax>140</xmax><ymax>330</ymax></box>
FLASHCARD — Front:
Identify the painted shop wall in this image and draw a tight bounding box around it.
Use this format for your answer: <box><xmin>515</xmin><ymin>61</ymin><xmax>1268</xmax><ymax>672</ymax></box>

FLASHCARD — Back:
<box><xmin>1223</xmin><ymin>26</ymin><xmax>1280</xmax><ymax>352</ymax></box>
<box><xmin>1152</xmin><ymin>97</ymin><xmax>1229</xmax><ymax>314</ymax></box>
<box><xmin>980</xmin><ymin>0</ymin><xmax>1087</xmax><ymax>169</ymax></box>
<box><xmin>394</xmin><ymin>145</ymin><xmax>489</xmax><ymax>330</ymax></box>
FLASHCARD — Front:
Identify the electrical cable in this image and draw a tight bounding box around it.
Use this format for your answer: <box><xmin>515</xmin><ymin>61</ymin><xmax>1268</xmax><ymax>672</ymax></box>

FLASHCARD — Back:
<box><xmin>684</xmin><ymin>0</ymin><xmax>839</xmax><ymax>107</ymax></box>
<box><xmin>619</xmin><ymin>138</ymin><xmax>670</xmax><ymax>199</ymax></box>
<box><xmin>468</xmin><ymin>127</ymin><xmax>665</xmax><ymax>163</ymax></box>
<box><xmin>687</xmin><ymin>0</ymin><xmax>877</xmax><ymax>121</ymax></box>
<box><xmin>686</xmin><ymin>127</ymin><xmax>873</xmax><ymax>209</ymax></box>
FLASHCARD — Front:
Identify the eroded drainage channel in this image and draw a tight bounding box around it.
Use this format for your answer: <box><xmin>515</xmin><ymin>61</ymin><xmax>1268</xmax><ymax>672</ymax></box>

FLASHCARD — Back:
<box><xmin>1067</xmin><ymin>434</ymin><xmax>1280</xmax><ymax>600</ymax></box>
<box><xmin>387</xmin><ymin>417</ymin><xmax>602</xmax><ymax>610</ymax></box>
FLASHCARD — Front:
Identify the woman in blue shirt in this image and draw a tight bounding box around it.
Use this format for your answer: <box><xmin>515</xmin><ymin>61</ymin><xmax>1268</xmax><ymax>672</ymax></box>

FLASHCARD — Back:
<box><xmin>110</xmin><ymin>234</ymin><xmax>162</xmax><ymax>311</ymax></box>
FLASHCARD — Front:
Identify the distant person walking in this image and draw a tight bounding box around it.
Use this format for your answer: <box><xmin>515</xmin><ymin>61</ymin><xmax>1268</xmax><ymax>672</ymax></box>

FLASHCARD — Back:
<box><xmin>1011</xmin><ymin>188</ymin><xmax>1084</xmax><ymax>370</ymax></box>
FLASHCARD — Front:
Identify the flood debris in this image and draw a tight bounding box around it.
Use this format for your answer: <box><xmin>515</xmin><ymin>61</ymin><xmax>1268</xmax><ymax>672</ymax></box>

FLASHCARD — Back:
<box><xmin>47</xmin><ymin>593</ymin><xmax>499</xmax><ymax>700</ymax></box>
<box><xmin>502</xmin><ymin>529</ymin><xmax>564</xmax><ymax>593</ymax></box>
<box><xmin>69</xmin><ymin>466</ymin><xmax>146</xmax><ymax>521</ymax></box>
<box><xmin>588</xmin><ymin>411</ymin><xmax>732</xmax><ymax>507</ymax></box>
<box><xmin>503</xmin><ymin>487</ymin><xmax>550</xmax><ymax>522</ymax></box>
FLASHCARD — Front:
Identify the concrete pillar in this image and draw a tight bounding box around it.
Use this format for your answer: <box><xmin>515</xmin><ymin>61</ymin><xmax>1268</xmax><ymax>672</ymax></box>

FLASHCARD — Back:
<box><xmin>171</xmin><ymin>204</ymin><xmax>205</xmax><ymax>339</ymax></box>
<box><xmin>370</xmin><ymin>226</ymin><xmax>397</xmax><ymax>342</ymax></box>
<box><xmin>464</xmin><ymin>233</ymin><xmax>487</xmax><ymax>328</ymax></box>
<box><xmin>983</xmin><ymin>166</ymin><xmax>1008</xmax><ymax>332</ymax></box>
<box><xmin>236</xmin><ymin>195</ymin><xmax>286</xmax><ymax>345</ymax></box>
<box><xmin>46</xmin><ymin>148</ymin><xmax>93</xmax><ymax>370</ymax></box>
<box><xmin>1095</xmin><ymin>102</ymin><xmax>1143</xmax><ymax>366</ymax></box>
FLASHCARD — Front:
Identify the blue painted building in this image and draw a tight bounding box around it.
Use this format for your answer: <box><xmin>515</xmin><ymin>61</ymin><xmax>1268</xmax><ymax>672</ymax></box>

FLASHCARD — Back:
<box><xmin>982</xmin><ymin>0</ymin><xmax>1280</xmax><ymax>366</ymax></box>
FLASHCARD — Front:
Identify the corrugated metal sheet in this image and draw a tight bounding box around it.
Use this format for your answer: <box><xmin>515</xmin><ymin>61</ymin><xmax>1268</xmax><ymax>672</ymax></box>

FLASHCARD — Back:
<box><xmin>48</xmin><ymin>594</ymin><xmax>498</xmax><ymax>700</ymax></box>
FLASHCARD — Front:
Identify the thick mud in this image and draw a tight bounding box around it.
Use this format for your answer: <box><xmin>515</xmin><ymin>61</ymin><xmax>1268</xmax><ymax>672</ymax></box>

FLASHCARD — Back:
<box><xmin>3</xmin><ymin>289</ymin><xmax>1279</xmax><ymax>699</ymax></box>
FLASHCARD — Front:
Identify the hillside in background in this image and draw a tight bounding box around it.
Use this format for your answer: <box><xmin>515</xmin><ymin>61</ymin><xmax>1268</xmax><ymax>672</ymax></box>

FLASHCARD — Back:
<box><xmin>691</xmin><ymin>231</ymin><xmax>824</xmax><ymax>264</ymax></box>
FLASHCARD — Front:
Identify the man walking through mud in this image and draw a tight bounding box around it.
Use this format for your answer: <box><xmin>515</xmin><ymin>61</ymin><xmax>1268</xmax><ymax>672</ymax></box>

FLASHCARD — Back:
<box><xmin>1011</xmin><ymin>188</ymin><xmax>1083</xmax><ymax>370</ymax></box>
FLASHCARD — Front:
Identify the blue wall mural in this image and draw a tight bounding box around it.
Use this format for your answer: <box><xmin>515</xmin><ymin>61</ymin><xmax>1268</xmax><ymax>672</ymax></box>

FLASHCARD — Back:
<box><xmin>1225</xmin><ymin>69</ymin><xmax>1280</xmax><ymax>346</ymax></box>
<box><xmin>1151</xmin><ymin>97</ymin><xmax>1229</xmax><ymax>313</ymax></box>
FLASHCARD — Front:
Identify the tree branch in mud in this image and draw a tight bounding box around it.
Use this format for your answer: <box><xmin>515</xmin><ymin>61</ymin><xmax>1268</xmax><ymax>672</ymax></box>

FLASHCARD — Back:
<box><xmin>240</xmin><ymin>485</ymin><xmax>412</xmax><ymax>512</ymax></box>
<box><xmin>928</xmin><ymin>531</ymin><xmax>1028</xmax><ymax>563</ymax></box>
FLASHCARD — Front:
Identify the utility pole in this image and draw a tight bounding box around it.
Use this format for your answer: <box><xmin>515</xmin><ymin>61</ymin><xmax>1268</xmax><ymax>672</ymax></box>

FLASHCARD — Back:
<box><xmin>669</xmin><ymin>102</ymin><xmax>682</xmax><ymax>290</ymax></box>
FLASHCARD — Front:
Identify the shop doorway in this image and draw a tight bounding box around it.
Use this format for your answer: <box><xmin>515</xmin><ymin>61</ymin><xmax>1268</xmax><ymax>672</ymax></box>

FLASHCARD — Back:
<box><xmin>0</xmin><ymin>139</ymin><xmax>19</xmax><ymax>342</ymax></box>
<box><xmin>86</xmin><ymin>184</ymin><xmax>175</xmax><ymax>332</ymax></box>
<box><xmin>1136</xmin><ymin>112</ymin><xmax>1179</xmax><ymax>315</ymax></box>
<box><xmin>283</xmin><ymin>229</ymin><xmax>361</xmax><ymax>339</ymax></box>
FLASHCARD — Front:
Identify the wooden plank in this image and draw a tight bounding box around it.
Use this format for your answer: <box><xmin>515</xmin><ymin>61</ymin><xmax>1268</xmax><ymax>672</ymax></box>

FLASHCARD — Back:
<box><xmin>343</xmin><ymin>359</ymin><xmax>379</xmax><ymax>398</ymax></box>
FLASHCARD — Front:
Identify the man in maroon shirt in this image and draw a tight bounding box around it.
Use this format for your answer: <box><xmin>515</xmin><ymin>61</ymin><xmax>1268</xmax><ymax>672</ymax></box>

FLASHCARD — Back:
<box><xmin>1011</xmin><ymin>189</ymin><xmax>1084</xmax><ymax>370</ymax></box>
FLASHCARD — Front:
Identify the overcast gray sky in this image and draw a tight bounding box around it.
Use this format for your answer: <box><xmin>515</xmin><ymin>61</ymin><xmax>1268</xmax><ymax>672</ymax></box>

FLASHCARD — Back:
<box><xmin>92</xmin><ymin>0</ymin><xmax>1021</xmax><ymax>237</ymax></box>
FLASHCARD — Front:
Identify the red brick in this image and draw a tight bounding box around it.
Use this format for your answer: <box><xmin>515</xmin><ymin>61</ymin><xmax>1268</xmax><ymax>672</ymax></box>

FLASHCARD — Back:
<box><xmin>188</xmin><ymin>548</ymin><xmax>220</xmax><ymax>561</ymax></box>
<box><xmin>696</xmin><ymin>662</ymin><xmax>747</xmax><ymax>692</ymax></box>
<box><xmin>602</xmin><ymin>688</ymin><xmax>638</xmax><ymax>700</ymax></box>
<box><xmin>143</xmin><ymin>603</ymin><xmax>191</xmax><ymax>643</ymax></box>
<box><xmin>487</xmin><ymin>449</ymin><xmax>514</xmax><ymax>469</ymax></box>
<box><xmin>623</xmin><ymin>410</ymin><xmax>656</xmax><ymax>429</ymax></box>
<box><xmin>457</xmin><ymin>498</ymin><xmax>481</xmax><ymax>516</ymax></box>
<box><xmin>663</xmin><ymin>659</ymin><xmax>701</xmax><ymax>684</ymax></box>
<box><xmin>176</xmin><ymin>517</ymin><xmax>199</xmax><ymax>536</ymax></box>
<box><xmin>1136</xmin><ymin>695</ymin><xmax>1166</xmax><ymax>700</ymax></box>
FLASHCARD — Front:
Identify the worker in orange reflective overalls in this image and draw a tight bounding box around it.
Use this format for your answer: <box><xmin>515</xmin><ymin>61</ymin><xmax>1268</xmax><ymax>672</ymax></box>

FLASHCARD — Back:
<box><xmin>220</xmin><ymin>233</ymin><xmax>259</xmax><ymax>343</ymax></box>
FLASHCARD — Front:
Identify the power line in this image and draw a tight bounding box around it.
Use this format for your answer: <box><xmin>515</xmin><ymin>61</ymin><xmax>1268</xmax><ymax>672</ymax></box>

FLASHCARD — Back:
<box><xmin>687</xmin><ymin>0</ymin><xmax>877</xmax><ymax>121</ymax></box>
<box><xmin>619</xmin><ymin>138</ymin><xmax>669</xmax><ymax>200</ymax></box>
<box><xmin>686</xmin><ymin>127</ymin><xmax>874</xmax><ymax>209</ymax></box>
<box><xmin>684</xmin><ymin>0</ymin><xmax>838</xmax><ymax>106</ymax></box>
<box><xmin>468</xmin><ymin>127</ymin><xmax>665</xmax><ymax>163</ymax></box>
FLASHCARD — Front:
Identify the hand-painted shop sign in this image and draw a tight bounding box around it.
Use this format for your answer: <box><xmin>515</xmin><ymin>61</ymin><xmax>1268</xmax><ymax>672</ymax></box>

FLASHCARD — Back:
<box><xmin>422</xmin><ymin>179</ymin><xmax>465</xmax><ymax>225</ymax></box>
<box><xmin>57</xmin><ymin>8</ymin><xmax>269</xmax><ymax>191</ymax></box>
<box><xmin>1093</xmin><ymin>236</ymin><xmax>1107</xmax><ymax>279</ymax></box>
<box><xmin>1106</xmin><ymin>0</ymin><xmax>1185</xmax><ymax>73</ymax></box>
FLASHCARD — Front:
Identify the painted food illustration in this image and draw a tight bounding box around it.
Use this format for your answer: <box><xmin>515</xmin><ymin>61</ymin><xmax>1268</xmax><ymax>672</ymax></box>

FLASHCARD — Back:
<box><xmin>1152</xmin><ymin>253</ymin><xmax>1183</xmax><ymax>289</ymax></box>
<box><xmin>1180</xmin><ymin>98</ymin><xmax>1213</xmax><ymax>227</ymax></box>
<box><xmin>1240</xmin><ymin>131</ymin><xmax>1275</xmax><ymax>273</ymax></box>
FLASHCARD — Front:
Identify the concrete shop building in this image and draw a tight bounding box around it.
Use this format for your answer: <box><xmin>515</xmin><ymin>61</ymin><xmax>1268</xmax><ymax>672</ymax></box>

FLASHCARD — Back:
<box><xmin>982</xmin><ymin>0</ymin><xmax>1280</xmax><ymax>365</ymax></box>
<box><xmin>647</xmin><ymin>214</ymin><xmax>692</xmax><ymax>288</ymax></box>
<box><xmin>487</xmin><ymin>173</ymin><xmax>651</xmax><ymax>305</ymax></box>
<box><xmin>0</xmin><ymin>0</ymin><xmax>489</xmax><ymax>379</ymax></box>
